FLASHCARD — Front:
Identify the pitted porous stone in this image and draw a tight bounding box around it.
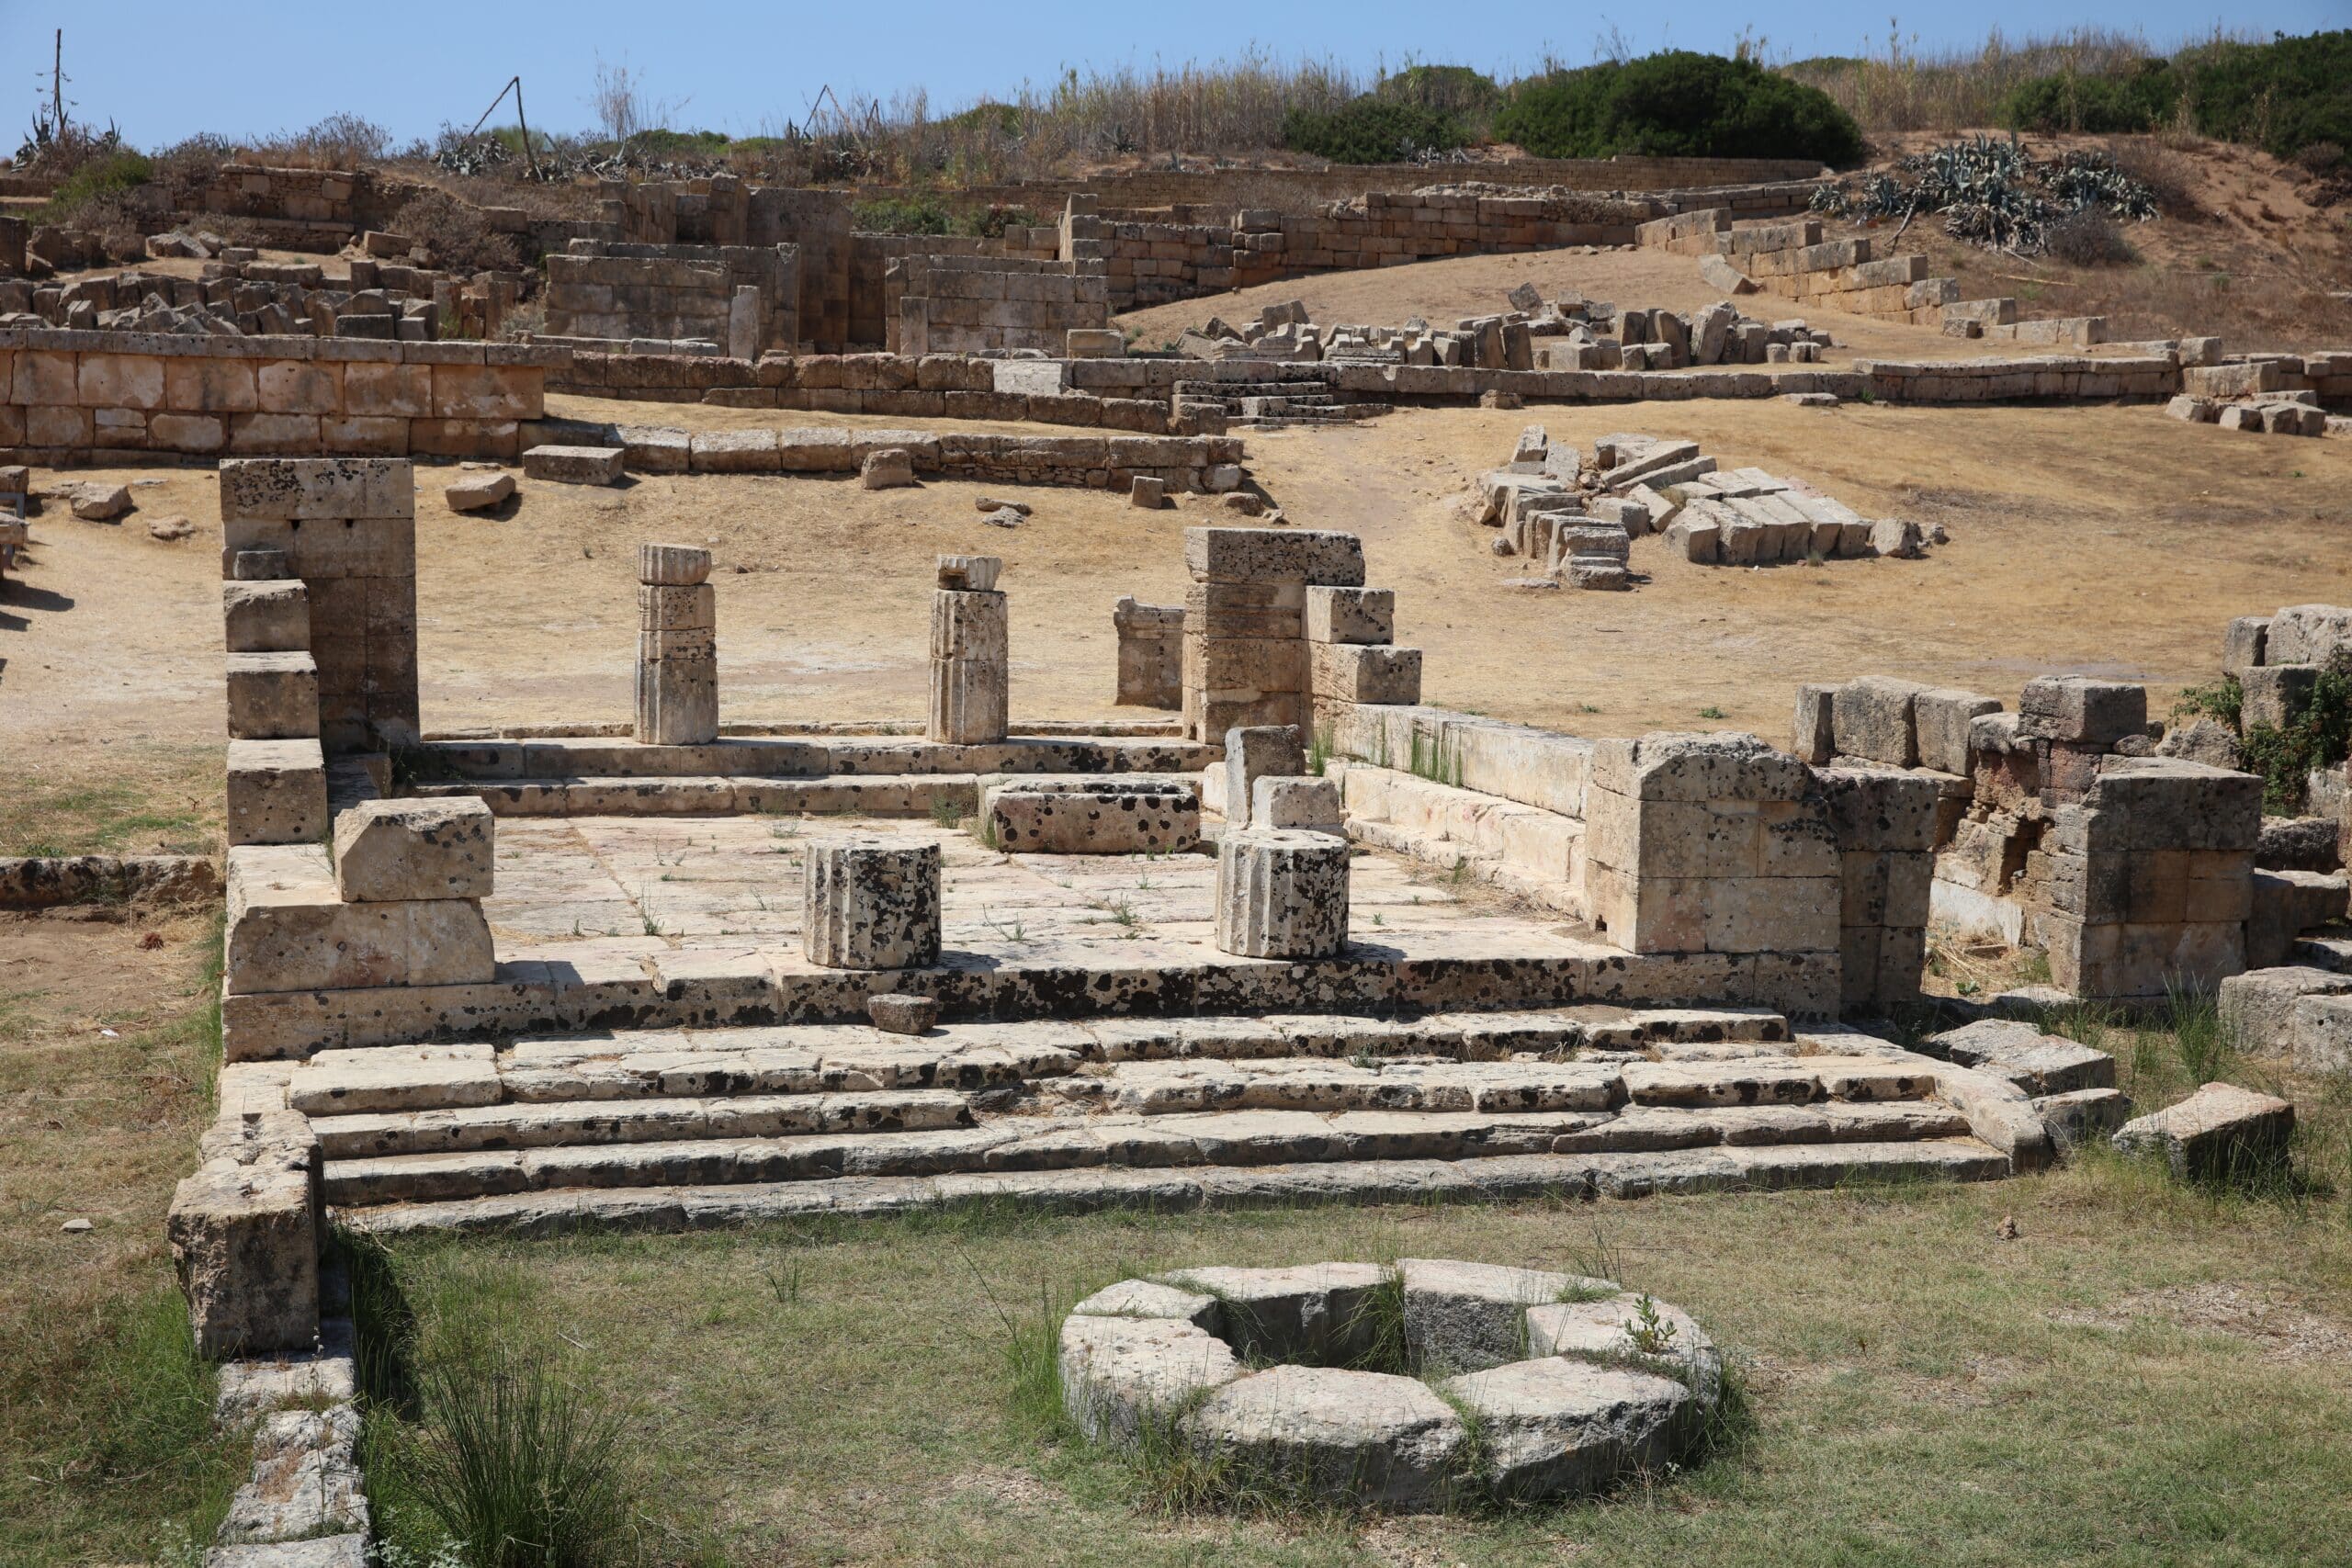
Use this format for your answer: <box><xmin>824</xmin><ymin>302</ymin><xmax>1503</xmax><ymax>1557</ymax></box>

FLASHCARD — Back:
<box><xmin>1215</xmin><ymin>829</ymin><xmax>1351</xmax><ymax>959</ymax></box>
<box><xmin>2113</xmin><ymin>1081</ymin><xmax>2294</xmax><ymax>1180</ymax></box>
<box><xmin>1523</xmin><ymin>1292</ymin><xmax>1724</xmax><ymax>1400</ymax></box>
<box><xmin>1159</xmin><ymin>1262</ymin><xmax>1391</xmax><ymax>1362</ymax></box>
<box><xmin>1397</xmin><ymin>1257</ymin><xmax>1600</xmax><ymax>1373</ymax></box>
<box><xmin>1184</xmin><ymin>1366</ymin><xmax>1469</xmax><ymax>1509</ymax></box>
<box><xmin>1078</xmin><ymin>1261</ymin><xmax>1722</xmax><ymax>1509</ymax></box>
<box><xmin>1440</xmin><ymin>1357</ymin><xmax>1692</xmax><ymax>1502</ymax></box>
<box><xmin>929</xmin><ymin>588</ymin><xmax>1010</xmax><ymax>745</ymax></box>
<box><xmin>937</xmin><ymin>553</ymin><xmax>1001</xmax><ymax>592</ymax></box>
<box><xmin>803</xmin><ymin>838</ymin><xmax>942</xmax><ymax>970</ymax></box>
<box><xmin>220</xmin><ymin>1406</ymin><xmax>368</xmax><ymax>1543</ymax></box>
<box><xmin>989</xmin><ymin>782</ymin><xmax>1201</xmax><ymax>854</ymax></box>
<box><xmin>866</xmin><ymin>993</ymin><xmax>940</xmax><ymax>1035</ymax></box>
<box><xmin>1058</xmin><ymin>1314</ymin><xmax>1243</xmax><ymax>1442</ymax></box>
<box><xmin>1222</xmin><ymin>725</ymin><xmax>1306</xmax><ymax>829</ymax></box>
<box><xmin>639</xmin><ymin>543</ymin><xmax>712</xmax><ymax>586</ymax></box>
<box><xmin>330</xmin><ymin>796</ymin><xmax>494</xmax><ymax>903</ymax></box>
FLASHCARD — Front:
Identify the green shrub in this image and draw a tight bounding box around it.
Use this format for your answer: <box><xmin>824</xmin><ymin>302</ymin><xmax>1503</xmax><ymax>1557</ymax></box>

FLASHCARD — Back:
<box><xmin>852</xmin><ymin>193</ymin><xmax>954</xmax><ymax>234</ymax></box>
<box><xmin>1374</xmin><ymin>64</ymin><xmax>1501</xmax><ymax>120</ymax></box>
<box><xmin>382</xmin><ymin>1347</ymin><xmax>642</xmax><ymax>1568</ymax></box>
<box><xmin>625</xmin><ymin>127</ymin><xmax>729</xmax><ymax>156</ymax></box>
<box><xmin>1282</xmin><ymin>96</ymin><xmax>1466</xmax><ymax>164</ymax></box>
<box><xmin>2001</xmin><ymin>62</ymin><xmax>2180</xmax><ymax>134</ymax></box>
<box><xmin>2000</xmin><ymin>31</ymin><xmax>2352</xmax><ymax>162</ymax></box>
<box><xmin>1498</xmin><ymin>51</ymin><xmax>1865</xmax><ymax>167</ymax></box>
<box><xmin>38</xmin><ymin>150</ymin><xmax>152</xmax><ymax>226</ymax></box>
<box><xmin>2240</xmin><ymin>661</ymin><xmax>2352</xmax><ymax>814</ymax></box>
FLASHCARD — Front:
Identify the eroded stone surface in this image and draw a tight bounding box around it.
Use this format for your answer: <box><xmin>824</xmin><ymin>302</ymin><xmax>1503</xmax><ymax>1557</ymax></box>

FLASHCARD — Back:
<box><xmin>1182</xmin><ymin>1365</ymin><xmax>1468</xmax><ymax>1509</ymax></box>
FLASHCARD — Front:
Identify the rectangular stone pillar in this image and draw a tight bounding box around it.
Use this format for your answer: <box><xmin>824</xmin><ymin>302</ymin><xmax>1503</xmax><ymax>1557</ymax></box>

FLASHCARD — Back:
<box><xmin>635</xmin><ymin>544</ymin><xmax>717</xmax><ymax>745</ymax></box>
<box><xmin>930</xmin><ymin>555</ymin><xmax>1007</xmax><ymax>744</ymax></box>
<box><xmin>2029</xmin><ymin>757</ymin><xmax>2259</xmax><ymax>999</ymax></box>
<box><xmin>218</xmin><ymin>458</ymin><xmax>418</xmax><ymax>755</ymax></box>
<box><xmin>1182</xmin><ymin>526</ymin><xmax>1365</xmax><ymax>743</ymax></box>
<box><xmin>1113</xmin><ymin>596</ymin><xmax>1183</xmax><ymax>709</ymax></box>
<box><xmin>728</xmin><ymin>284</ymin><xmax>761</xmax><ymax>360</ymax></box>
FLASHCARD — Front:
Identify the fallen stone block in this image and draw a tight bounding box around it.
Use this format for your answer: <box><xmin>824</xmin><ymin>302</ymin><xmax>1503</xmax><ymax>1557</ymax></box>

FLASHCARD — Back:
<box><xmin>867</xmin><ymin>994</ymin><xmax>940</xmax><ymax>1035</ymax></box>
<box><xmin>860</xmin><ymin>447</ymin><xmax>917</xmax><ymax>490</ymax></box>
<box><xmin>444</xmin><ymin>471</ymin><xmax>514</xmax><ymax>513</ymax></box>
<box><xmin>2112</xmin><ymin>1081</ymin><xmax>2294</xmax><ymax>1181</ymax></box>
<box><xmin>521</xmin><ymin>445</ymin><xmax>625</xmax><ymax>486</ymax></box>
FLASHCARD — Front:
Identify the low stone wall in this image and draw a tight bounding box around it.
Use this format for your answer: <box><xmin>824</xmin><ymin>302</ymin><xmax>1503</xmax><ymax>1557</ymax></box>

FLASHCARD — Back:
<box><xmin>889</xmin><ymin>253</ymin><xmax>1111</xmax><ymax>355</ymax></box>
<box><xmin>0</xmin><ymin>854</ymin><xmax>219</xmax><ymax>908</ymax></box>
<box><xmin>544</xmin><ymin>240</ymin><xmax>799</xmax><ymax>351</ymax></box>
<box><xmin>1853</xmin><ymin>355</ymin><xmax>2182</xmax><ymax>403</ymax></box>
<box><xmin>925</xmin><ymin>158</ymin><xmax>1828</xmax><ymax>213</ymax></box>
<box><xmin>0</xmin><ymin>328</ymin><xmax>564</xmax><ymax>465</ymax></box>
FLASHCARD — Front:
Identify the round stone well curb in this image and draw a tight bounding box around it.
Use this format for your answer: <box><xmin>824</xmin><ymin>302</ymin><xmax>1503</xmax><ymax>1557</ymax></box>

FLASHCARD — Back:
<box><xmin>1055</xmin><ymin>1259</ymin><xmax>1724</xmax><ymax>1509</ymax></box>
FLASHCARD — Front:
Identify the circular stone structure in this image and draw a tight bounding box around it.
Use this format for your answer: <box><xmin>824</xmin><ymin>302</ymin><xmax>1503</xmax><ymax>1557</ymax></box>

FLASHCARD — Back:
<box><xmin>1056</xmin><ymin>1259</ymin><xmax>1722</xmax><ymax>1509</ymax></box>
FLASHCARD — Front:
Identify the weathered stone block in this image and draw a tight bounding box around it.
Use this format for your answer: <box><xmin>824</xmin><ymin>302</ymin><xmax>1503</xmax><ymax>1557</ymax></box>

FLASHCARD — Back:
<box><xmin>1309</xmin><ymin>642</ymin><xmax>1422</xmax><ymax>705</ymax></box>
<box><xmin>987</xmin><ymin>782</ymin><xmax>1201</xmax><ymax>854</ymax></box>
<box><xmin>1223</xmin><ymin>725</ymin><xmax>1306</xmax><ymax>829</ymax></box>
<box><xmin>227</xmin><ymin>739</ymin><xmax>328</xmax><ymax>846</ymax></box>
<box><xmin>521</xmin><ymin>445</ymin><xmax>624</xmax><ymax>486</ymax></box>
<box><xmin>331</xmin><ymin>796</ymin><xmax>495</xmax><ymax>903</ymax></box>
<box><xmin>1306</xmin><ymin>587</ymin><xmax>1396</xmax><ymax>645</ymax></box>
<box><xmin>2112</xmin><ymin>1081</ymin><xmax>2294</xmax><ymax>1181</ymax></box>
<box><xmin>1252</xmin><ymin>775</ymin><xmax>1345</xmax><ymax>833</ymax></box>
<box><xmin>225</xmin><ymin>652</ymin><xmax>320</xmax><ymax>740</ymax></box>
<box><xmin>2018</xmin><ymin>675</ymin><xmax>2147</xmax><ymax>747</ymax></box>
<box><xmin>1914</xmin><ymin>688</ymin><xmax>2001</xmax><ymax>775</ymax></box>
<box><xmin>1791</xmin><ymin>682</ymin><xmax>1835</xmax><ymax>764</ymax></box>
<box><xmin>224</xmin><ymin>581</ymin><xmax>311</xmax><ymax>654</ymax></box>
<box><xmin>929</xmin><ymin>589</ymin><xmax>1009</xmax><ymax>744</ymax></box>
<box><xmin>167</xmin><ymin>1112</ymin><xmax>320</xmax><ymax>1359</ymax></box>
<box><xmin>1831</xmin><ymin>676</ymin><xmax>1926</xmax><ymax>768</ymax></box>
<box><xmin>803</xmin><ymin>838</ymin><xmax>942</xmax><ymax>969</ymax></box>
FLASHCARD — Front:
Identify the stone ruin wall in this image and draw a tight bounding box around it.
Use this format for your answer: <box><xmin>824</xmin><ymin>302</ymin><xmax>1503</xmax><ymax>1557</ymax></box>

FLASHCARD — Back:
<box><xmin>542</xmin><ymin>239</ymin><xmax>800</xmax><ymax>351</ymax></box>
<box><xmin>0</xmin><ymin>327</ymin><xmax>560</xmax><ymax>464</ymax></box>
<box><xmin>888</xmin><ymin>253</ymin><xmax>1112</xmax><ymax>355</ymax></box>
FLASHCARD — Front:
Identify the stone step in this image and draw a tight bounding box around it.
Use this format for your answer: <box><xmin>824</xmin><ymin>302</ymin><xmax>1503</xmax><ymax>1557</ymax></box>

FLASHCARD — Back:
<box><xmin>2295</xmin><ymin>936</ymin><xmax>2352</xmax><ymax>973</ymax></box>
<box><xmin>311</xmin><ymin>1088</ymin><xmax>973</xmax><ymax>1159</ymax></box>
<box><xmin>339</xmin><ymin>1137</ymin><xmax>2012</xmax><ymax>1234</ymax></box>
<box><xmin>287</xmin><ymin>1008</ymin><xmax>1798</xmax><ymax>1114</ymax></box>
<box><xmin>1048</xmin><ymin>1052</ymin><xmax>1938</xmax><ymax>1116</ymax></box>
<box><xmin>322</xmin><ymin>1100</ymin><xmax>1978</xmax><ymax>1206</ymax></box>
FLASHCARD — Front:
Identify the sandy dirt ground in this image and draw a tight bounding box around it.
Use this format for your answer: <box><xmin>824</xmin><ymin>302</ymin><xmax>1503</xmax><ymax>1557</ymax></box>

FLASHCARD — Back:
<box><xmin>6</xmin><ymin>389</ymin><xmax>2345</xmax><ymax>841</ymax></box>
<box><xmin>6</xmin><ymin>238</ymin><xmax>2349</xmax><ymax>845</ymax></box>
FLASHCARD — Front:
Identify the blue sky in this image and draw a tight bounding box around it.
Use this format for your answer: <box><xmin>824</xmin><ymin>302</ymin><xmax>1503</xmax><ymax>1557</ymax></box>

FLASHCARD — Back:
<box><xmin>2</xmin><ymin>1</ymin><xmax>2338</xmax><ymax>147</ymax></box>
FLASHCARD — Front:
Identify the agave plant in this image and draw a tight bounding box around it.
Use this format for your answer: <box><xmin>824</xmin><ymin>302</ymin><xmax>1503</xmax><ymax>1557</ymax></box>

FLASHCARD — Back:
<box><xmin>1804</xmin><ymin>134</ymin><xmax>2155</xmax><ymax>256</ymax></box>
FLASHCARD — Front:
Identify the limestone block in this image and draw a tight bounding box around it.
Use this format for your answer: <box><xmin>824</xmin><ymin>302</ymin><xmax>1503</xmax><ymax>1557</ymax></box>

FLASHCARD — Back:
<box><xmin>637</xmin><ymin>582</ymin><xmax>715</xmax><ymax>630</ymax></box>
<box><xmin>225</xmin><ymin>652</ymin><xmax>320</xmax><ymax>740</ymax></box>
<box><xmin>986</xmin><ymin>780</ymin><xmax>1200</xmax><ymax>854</ymax></box>
<box><xmin>1058</xmin><ymin>1314</ymin><xmax>1242</xmax><ymax>1443</ymax></box>
<box><xmin>220</xmin><ymin>457</ymin><xmax>412</xmax><ymax>522</ymax></box>
<box><xmin>1129</xmin><ymin>475</ymin><xmax>1167</xmax><ymax>508</ymax></box>
<box><xmin>929</xmin><ymin>589</ymin><xmax>1009</xmax><ymax>744</ymax></box>
<box><xmin>2241</xmin><ymin>663</ymin><xmax>2318</xmax><ymax>730</ymax></box>
<box><xmin>1831</xmin><ymin>676</ymin><xmax>1926</xmax><ymax>767</ymax></box>
<box><xmin>2220</xmin><ymin>965</ymin><xmax>2352</xmax><ymax>1056</ymax></box>
<box><xmin>331</xmin><ymin>796</ymin><xmax>494</xmax><ymax>903</ymax></box>
<box><xmin>1185</xmin><ymin>526</ymin><xmax>1365</xmax><ymax>586</ymax></box>
<box><xmin>2085</xmin><ymin>758</ymin><xmax>2262</xmax><ymax>852</ymax></box>
<box><xmin>2265</xmin><ymin>604</ymin><xmax>2352</xmax><ymax>665</ymax></box>
<box><xmin>1791</xmin><ymin>682</ymin><xmax>1835</xmax><ymax>764</ymax></box>
<box><xmin>224</xmin><ymin>581</ymin><xmax>311</xmax><ymax>654</ymax></box>
<box><xmin>860</xmin><ymin>447</ymin><xmax>916</xmax><ymax>490</ymax></box>
<box><xmin>2248</xmin><ymin>868</ymin><xmax>2350</xmax><ymax>968</ymax></box>
<box><xmin>1813</xmin><ymin>766</ymin><xmax>1941</xmax><ymax>853</ymax></box>
<box><xmin>939</xmin><ymin>554</ymin><xmax>1001</xmax><ymax>591</ymax></box>
<box><xmin>1252</xmin><ymin>775</ymin><xmax>1344</xmax><ymax>834</ymax></box>
<box><xmin>522</xmin><ymin>445</ymin><xmax>624</xmax><ymax>486</ymax></box>
<box><xmin>1914</xmin><ymin>688</ymin><xmax>2001</xmax><ymax>775</ymax></box>
<box><xmin>2018</xmin><ymin>675</ymin><xmax>2147</xmax><ymax>746</ymax></box>
<box><xmin>2112</xmin><ymin>1082</ymin><xmax>2294</xmax><ymax>1181</ymax></box>
<box><xmin>639</xmin><ymin>543</ymin><xmax>712</xmax><ymax>586</ymax></box>
<box><xmin>1590</xmin><ymin>731</ymin><xmax>1811</xmax><ymax>804</ymax></box>
<box><xmin>1158</xmin><ymin>1262</ymin><xmax>1388</xmax><ymax>1363</ymax></box>
<box><xmin>866</xmin><ymin>994</ymin><xmax>939</xmax><ymax>1035</ymax></box>
<box><xmin>637</xmin><ymin>654</ymin><xmax>718</xmax><ymax>746</ymax></box>
<box><xmin>166</xmin><ymin>1112</ymin><xmax>321</xmax><ymax>1358</ymax></box>
<box><xmin>2222</xmin><ymin>615</ymin><xmax>2269</xmax><ymax>675</ymax></box>
<box><xmin>227</xmin><ymin>739</ymin><xmax>328</xmax><ymax>846</ymax></box>
<box><xmin>444</xmin><ymin>471</ymin><xmax>514</xmax><ymax>513</ymax></box>
<box><xmin>803</xmin><ymin>838</ymin><xmax>942</xmax><ymax>969</ymax></box>
<box><xmin>1183</xmin><ymin>1366</ymin><xmax>1467</xmax><ymax>1509</ymax></box>
<box><xmin>1309</xmin><ymin>642</ymin><xmax>1422</xmax><ymax>705</ymax></box>
<box><xmin>1215</xmin><ymin>828</ymin><xmax>1351</xmax><ymax>958</ymax></box>
<box><xmin>220</xmin><ymin>1405</ymin><xmax>367</xmax><ymax>1543</ymax></box>
<box><xmin>1223</xmin><ymin>725</ymin><xmax>1306</xmax><ymax>828</ymax></box>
